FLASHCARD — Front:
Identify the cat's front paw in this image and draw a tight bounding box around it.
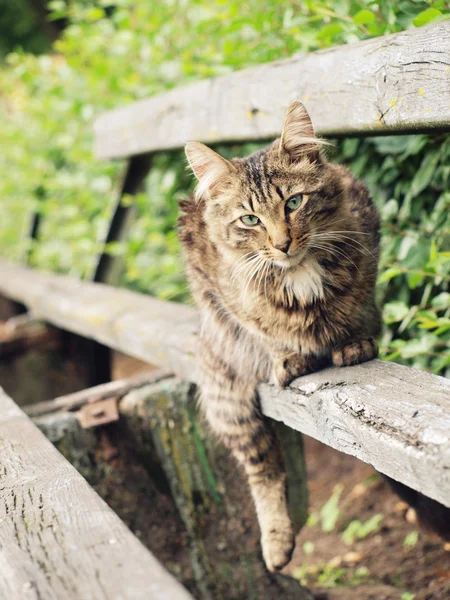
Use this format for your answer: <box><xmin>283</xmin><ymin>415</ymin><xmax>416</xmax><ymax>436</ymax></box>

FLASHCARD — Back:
<box><xmin>273</xmin><ymin>353</ymin><xmax>326</xmax><ymax>388</ymax></box>
<box><xmin>332</xmin><ymin>337</ymin><xmax>378</xmax><ymax>367</ymax></box>
<box><xmin>273</xmin><ymin>353</ymin><xmax>311</xmax><ymax>388</ymax></box>
<box><xmin>261</xmin><ymin>523</ymin><xmax>295</xmax><ymax>572</ymax></box>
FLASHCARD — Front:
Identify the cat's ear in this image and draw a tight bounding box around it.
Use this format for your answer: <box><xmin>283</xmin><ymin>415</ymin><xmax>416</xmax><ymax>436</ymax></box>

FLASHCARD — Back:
<box><xmin>279</xmin><ymin>101</ymin><xmax>320</xmax><ymax>163</ymax></box>
<box><xmin>185</xmin><ymin>142</ymin><xmax>235</xmax><ymax>198</ymax></box>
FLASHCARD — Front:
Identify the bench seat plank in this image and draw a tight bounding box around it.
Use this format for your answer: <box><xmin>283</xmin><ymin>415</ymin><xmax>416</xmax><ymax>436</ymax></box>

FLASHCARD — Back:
<box><xmin>0</xmin><ymin>259</ymin><xmax>449</xmax><ymax>509</ymax></box>
<box><xmin>0</xmin><ymin>385</ymin><xmax>193</xmax><ymax>600</ymax></box>
<box><xmin>94</xmin><ymin>22</ymin><xmax>450</xmax><ymax>159</ymax></box>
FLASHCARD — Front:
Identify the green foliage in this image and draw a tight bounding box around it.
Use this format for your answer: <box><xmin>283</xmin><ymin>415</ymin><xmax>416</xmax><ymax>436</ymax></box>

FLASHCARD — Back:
<box><xmin>302</xmin><ymin>541</ymin><xmax>315</xmax><ymax>555</ymax></box>
<box><xmin>0</xmin><ymin>0</ymin><xmax>449</xmax><ymax>372</ymax></box>
<box><xmin>0</xmin><ymin>0</ymin><xmax>51</xmax><ymax>56</ymax></box>
<box><xmin>341</xmin><ymin>513</ymin><xmax>383</xmax><ymax>545</ymax></box>
<box><xmin>403</xmin><ymin>531</ymin><xmax>419</xmax><ymax>548</ymax></box>
<box><xmin>320</xmin><ymin>484</ymin><xmax>343</xmax><ymax>532</ymax></box>
<box><xmin>337</xmin><ymin>135</ymin><xmax>450</xmax><ymax>375</ymax></box>
<box><xmin>294</xmin><ymin>561</ymin><xmax>371</xmax><ymax>588</ymax></box>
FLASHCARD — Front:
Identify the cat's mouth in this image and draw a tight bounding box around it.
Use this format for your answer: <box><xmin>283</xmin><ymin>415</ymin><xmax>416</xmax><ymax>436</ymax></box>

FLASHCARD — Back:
<box><xmin>272</xmin><ymin>249</ymin><xmax>307</xmax><ymax>269</ymax></box>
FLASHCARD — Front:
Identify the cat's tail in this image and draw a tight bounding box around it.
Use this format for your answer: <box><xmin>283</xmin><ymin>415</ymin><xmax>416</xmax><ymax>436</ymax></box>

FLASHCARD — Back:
<box><xmin>384</xmin><ymin>476</ymin><xmax>450</xmax><ymax>540</ymax></box>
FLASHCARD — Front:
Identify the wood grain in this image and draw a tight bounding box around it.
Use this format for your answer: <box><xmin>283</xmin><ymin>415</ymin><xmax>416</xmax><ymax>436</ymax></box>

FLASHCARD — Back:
<box><xmin>93</xmin><ymin>22</ymin><xmax>450</xmax><ymax>159</ymax></box>
<box><xmin>0</xmin><ymin>259</ymin><xmax>449</xmax><ymax>507</ymax></box>
<box><xmin>0</xmin><ymin>385</ymin><xmax>194</xmax><ymax>600</ymax></box>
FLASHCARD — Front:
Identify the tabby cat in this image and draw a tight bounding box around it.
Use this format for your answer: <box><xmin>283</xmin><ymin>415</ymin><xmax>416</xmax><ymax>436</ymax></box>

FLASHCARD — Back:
<box><xmin>178</xmin><ymin>101</ymin><xmax>382</xmax><ymax>571</ymax></box>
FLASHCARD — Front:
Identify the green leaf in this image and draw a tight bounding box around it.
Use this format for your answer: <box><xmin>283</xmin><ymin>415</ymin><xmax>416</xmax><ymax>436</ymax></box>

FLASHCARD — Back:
<box><xmin>403</xmin><ymin>531</ymin><xmax>419</xmax><ymax>548</ymax></box>
<box><xmin>407</xmin><ymin>272</ymin><xmax>424</xmax><ymax>289</ymax></box>
<box><xmin>85</xmin><ymin>7</ymin><xmax>106</xmax><ymax>21</ymax></box>
<box><xmin>342</xmin><ymin>514</ymin><xmax>383</xmax><ymax>545</ymax></box>
<box><xmin>381</xmin><ymin>199</ymin><xmax>398</xmax><ymax>220</ymax></box>
<box><xmin>432</xmin><ymin>292</ymin><xmax>450</xmax><ymax>309</ymax></box>
<box><xmin>432</xmin><ymin>352</ymin><xmax>450</xmax><ymax>373</ymax></box>
<box><xmin>378</xmin><ymin>267</ymin><xmax>402</xmax><ymax>283</ymax></box>
<box><xmin>430</xmin><ymin>239</ymin><xmax>437</xmax><ymax>262</ymax></box>
<box><xmin>302</xmin><ymin>541</ymin><xmax>315</xmax><ymax>555</ymax></box>
<box><xmin>320</xmin><ymin>484</ymin><xmax>343</xmax><ymax>533</ymax></box>
<box><xmin>384</xmin><ymin>301</ymin><xmax>409</xmax><ymax>323</ymax></box>
<box><xmin>353</xmin><ymin>10</ymin><xmax>376</xmax><ymax>25</ymax></box>
<box><xmin>399</xmin><ymin>337</ymin><xmax>434</xmax><ymax>359</ymax></box>
<box><xmin>410</xmin><ymin>150</ymin><xmax>441</xmax><ymax>197</ymax></box>
<box><xmin>316</xmin><ymin>24</ymin><xmax>343</xmax><ymax>40</ymax></box>
<box><xmin>413</xmin><ymin>8</ymin><xmax>442</xmax><ymax>27</ymax></box>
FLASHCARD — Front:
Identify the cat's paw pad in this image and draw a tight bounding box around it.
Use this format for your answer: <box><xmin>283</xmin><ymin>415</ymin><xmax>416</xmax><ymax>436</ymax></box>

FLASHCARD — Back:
<box><xmin>261</xmin><ymin>526</ymin><xmax>295</xmax><ymax>572</ymax></box>
<box><xmin>332</xmin><ymin>338</ymin><xmax>378</xmax><ymax>367</ymax></box>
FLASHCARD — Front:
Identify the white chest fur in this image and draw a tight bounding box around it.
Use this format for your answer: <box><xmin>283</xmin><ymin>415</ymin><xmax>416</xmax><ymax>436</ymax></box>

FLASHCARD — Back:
<box><xmin>282</xmin><ymin>259</ymin><xmax>325</xmax><ymax>304</ymax></box>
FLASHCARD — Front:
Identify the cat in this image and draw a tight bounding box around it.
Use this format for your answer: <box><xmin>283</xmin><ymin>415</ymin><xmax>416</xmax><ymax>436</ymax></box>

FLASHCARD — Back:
<box><xmin>178</xmin><ymin>101</ymin><xmax>445</xmax><ymax>572</ymax></box>
<box><xmin>178</xmin><ymin>100</ymin><xmax>381</xmax><ymax>570</ymax></box>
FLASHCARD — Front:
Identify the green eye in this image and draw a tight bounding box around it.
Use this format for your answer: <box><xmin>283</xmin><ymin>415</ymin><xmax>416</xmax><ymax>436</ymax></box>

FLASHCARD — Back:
<box><xmin>286</xmin><ymin>195</ymin><xmax>303</xmax><ymax>211</ymax></box>
<box><xmin>241</xmin><ymin>215</ymin><xmax>260</xmax><ymax>226</ymax></box>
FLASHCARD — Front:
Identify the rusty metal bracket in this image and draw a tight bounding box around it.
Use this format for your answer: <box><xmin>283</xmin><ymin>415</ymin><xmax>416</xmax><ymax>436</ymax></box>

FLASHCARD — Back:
<box><xmin>78</xmin><ymin>397</ymin><xmax>119</xmax><ymax>429</ymax></box>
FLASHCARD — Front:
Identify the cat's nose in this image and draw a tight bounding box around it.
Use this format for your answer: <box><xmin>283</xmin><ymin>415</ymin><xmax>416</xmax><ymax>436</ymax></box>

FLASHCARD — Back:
<box><xmin>274</xmin><ymin>239</ymin><xmax>291</xmax><ymax>253</ymax></box>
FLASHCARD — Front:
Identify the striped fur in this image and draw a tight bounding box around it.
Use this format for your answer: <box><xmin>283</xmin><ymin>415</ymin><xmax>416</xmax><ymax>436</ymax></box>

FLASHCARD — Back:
<box><xmin>179</xmin><ymin>102</ymin><xmax>381</xmax><ymax>571</ymax></box>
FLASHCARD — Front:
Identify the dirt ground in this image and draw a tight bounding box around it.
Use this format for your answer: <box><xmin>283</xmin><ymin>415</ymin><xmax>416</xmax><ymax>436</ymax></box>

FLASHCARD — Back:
<box><xmin>288</xmin><ymin>437</ymin><xmax>450</xmax><ymax>600</ymax></box>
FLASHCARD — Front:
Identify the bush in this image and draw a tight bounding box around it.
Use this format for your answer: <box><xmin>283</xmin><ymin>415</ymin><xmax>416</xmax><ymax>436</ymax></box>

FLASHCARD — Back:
<box><xmin>0</xmin><ymin>0</ymin><xmax>449</xmax><ymax>374</ymax></box>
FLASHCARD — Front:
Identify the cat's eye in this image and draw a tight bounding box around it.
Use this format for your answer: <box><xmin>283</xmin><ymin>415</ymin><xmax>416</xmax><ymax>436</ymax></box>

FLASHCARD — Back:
<box><xmin>241</xmin><ymin>215</ymin><xmax>260</xmax><ymax>226</ymax></box>
<box><xmin>286</xmin><ymin>194</ymin><xmax>303</xmax><ymax>211</ymax></box>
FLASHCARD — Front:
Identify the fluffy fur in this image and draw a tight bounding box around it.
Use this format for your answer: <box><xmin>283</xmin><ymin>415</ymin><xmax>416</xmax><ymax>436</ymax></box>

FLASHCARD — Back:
<box><xmin>179</xmin><ymin>101</ymin><xmax>381</xmax><ymax>571</ymax></box>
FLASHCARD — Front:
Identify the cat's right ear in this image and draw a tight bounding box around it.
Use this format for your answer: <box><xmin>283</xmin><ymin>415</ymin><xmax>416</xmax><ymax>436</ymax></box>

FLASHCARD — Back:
<box><xmin>279</xmin><ymin>101</ymin><xmax>322</xmax><ymax>163</ymax></box>
<box><xmin>185</xmin><ymin>142</ymin><xmax>235</xmax><ymax>198</ymax></box>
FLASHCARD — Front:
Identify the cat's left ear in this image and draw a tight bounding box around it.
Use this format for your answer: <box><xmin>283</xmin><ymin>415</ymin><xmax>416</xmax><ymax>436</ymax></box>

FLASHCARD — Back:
<box><xmin>279</xmin><ymin>101</ymin><xmax>319</xmax><ymax>163</ymax></box>
<box><xmin>185</xmin><ymin>141</ymin><xmax>235</xmax><ymax>198</ymax></box>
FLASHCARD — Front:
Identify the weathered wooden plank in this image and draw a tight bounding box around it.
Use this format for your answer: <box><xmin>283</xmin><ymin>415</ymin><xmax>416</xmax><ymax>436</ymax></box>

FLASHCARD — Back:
<box><xmin>94</xmin><ymin>22</ymin><xmax>450</xmax><ymax>159</ymax></box>
<box><xmin>0</xmin><ymin>259</ymin><xmax>449</xmax><ymax>507</ymax></box>
<box><xmin>0</xmin><ymin>386</ymin><xmax>194</xmax><ymax>600</ymax></box>
<box><xmin>260</xmin><ymin>362</ymin><xmax>450</xmax><ymax>509</ymax></box>
<box><xmin>0</xmin><ymin>259</ymin><xmax>198</xmax><ymax>376</ymax></box>
<box><xmin>25</xmin><ymin>369</ymin><xmax>172</xmax><ymax>417</ymax></box>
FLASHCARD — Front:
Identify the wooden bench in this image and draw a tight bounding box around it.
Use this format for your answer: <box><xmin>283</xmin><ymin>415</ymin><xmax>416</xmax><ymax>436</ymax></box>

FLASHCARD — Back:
<box><xmin>0</xmin><ymin>20</ymin><xmax>449</xmax><ymax>599</ymax></box>
<box><xmin>0</xmin><ymin>385</ymin><xmax>193</xmax><ymax>600</ymax></box>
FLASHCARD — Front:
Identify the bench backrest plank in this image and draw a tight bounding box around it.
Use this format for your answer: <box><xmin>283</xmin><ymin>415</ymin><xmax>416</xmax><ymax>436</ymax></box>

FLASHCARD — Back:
<box><xmin>0</xmin><ymin>384</ymin><xmax>193</xmax><ymax>600</ymax></box>
<box><xmin>94</xmin><ymin>22</ymin><xmax>450</xmax><ymax>160</ymax></box>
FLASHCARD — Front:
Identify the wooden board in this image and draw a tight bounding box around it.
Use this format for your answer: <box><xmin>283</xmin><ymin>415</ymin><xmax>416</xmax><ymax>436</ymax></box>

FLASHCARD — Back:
<box><xmin>94</xmin><ymin>22</ymin><xmax>450</xmax><ymax>159</ymax></box>
<box><xmin>25</xmin><ymin>369</ymin><xmax>172</xmax><ymax>417</ymax></box>
<box><xmin>0</xmin><ymin>259</ymin><xmax>449</xmax><ymax>508</ymax></box>
<box><xmin>0</xmin><ymin>385</ymin><xmax>194</xmax><ymax>600</ymax></box>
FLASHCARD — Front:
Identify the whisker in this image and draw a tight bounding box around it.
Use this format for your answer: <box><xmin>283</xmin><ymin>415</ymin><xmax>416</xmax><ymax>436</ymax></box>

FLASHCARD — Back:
<box><xmin>256</xmin><ymin>259</ymin><xmax>268</xmax><ymax>297</ymax></box>
<box><xmin>230</xmin><ymin>253</ymin><xmax>260</xmax><ymax>282</ymax></box>
<box><xmin>312</xmin><ymin>233</ymin><xmax>375</xmax><ymax>258</ymax></box>
<box><xmin>315</xmin><ymin>229</ymin><xmax>371</xmax><ymax>236</ymax></box>
<box><xmin>264</xmin><ymin>262</ymin><xmax>271</xmax><ymax>302</ymax></box>
<box><xmin>309</xmin><ymin>241</ymin><xmax>361</xmax><ymax>275</ymax></box>
<box><xmin>242</xmin><ymin>257</ymin><xmax>265</xmax><ymax>306</ymax></box>
<box><xmin>261</xmin><ymin>260</ymin><xmax>271</xmax><ymax>300</ymax></box>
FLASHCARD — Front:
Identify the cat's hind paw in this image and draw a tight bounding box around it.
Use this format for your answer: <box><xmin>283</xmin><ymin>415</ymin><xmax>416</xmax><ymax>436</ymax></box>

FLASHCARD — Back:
<box><xmin>261</xmin><ymin>525</ymin><xmax>295</xmax><ymax>572</ymax></box>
